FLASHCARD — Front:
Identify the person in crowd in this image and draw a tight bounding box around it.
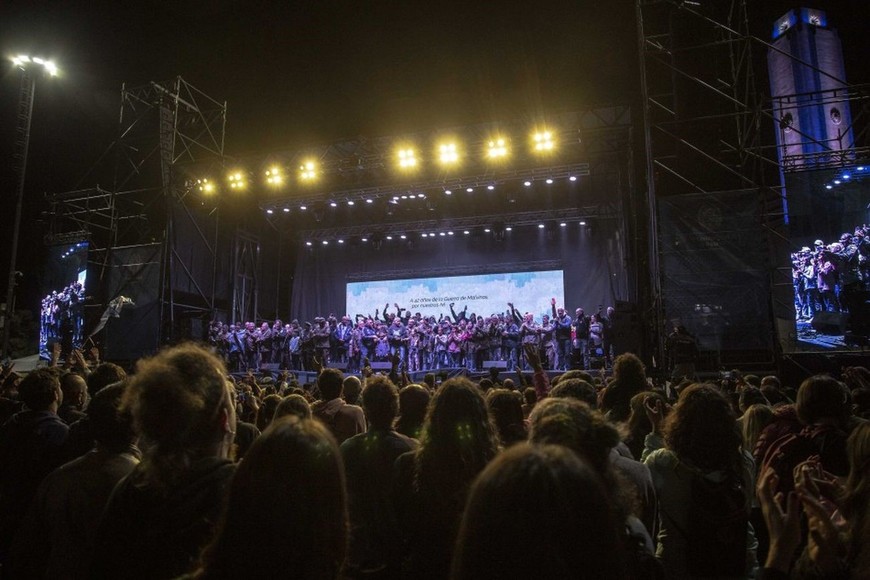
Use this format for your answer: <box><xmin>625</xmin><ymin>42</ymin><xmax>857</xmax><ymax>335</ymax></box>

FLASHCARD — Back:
<box><xmin>485</xmin><ymin>389</ymin><xmax>527</xmax><ymax>447</ymax></box>
<box><xmin>274</xmin><ymin>393</ymin><xmax>312</xmax><ymax>421</ymax></box>
<box><xmin>624</xmin><ymin>391</ymin><xmax>668</xmax><ymax>461</ymax></box>
<box><xmin>666</xmin><ymin>324</ymin><xmax>699</xmax><ymax>381</ymax></box>
<box><xmin>311</xmin><ymin>368</ymin><xmax>366</xmax><ymax>445</ymax></box>
<box><xmin>600</xmin><ymin>352</ymin><xmax>648</xmax><ymax>423</ymax></box>
<box><xmin>341</xmin><ymin>376</ymin><xmax>417</xmax><ymax>577</ymax></box>
<box><xmin>452</xmin><ymin>444</ymin><xmax>626</xmax><ymax>579</ymax></box>
<box><xmin>393</xmin><ymin>377</ymin><xmax>499</xmax><ymax>580</ymax></box>
<box><xmin>90</xmin><ymin>344</ymin><xmax>237</xmax><ymax>579</ymax></box>
<box><xmin>9</xmin><ymin>382</ymin><xmax>139</xmax><ymax>579</ymax></box>
<box><xmin>529</xmin><ymin>397</ymin><xmax>658</xmax><ymax>557</ymax></box>
<box><xmin>742</xmin><ymin>404</ymin><xmax>774</xmax><ymax>458</ymax></box>
<box><xmin>520</xmin><ymin>387</ymin><xmax>537</xmax><ymax>419</ymax></box>
<box><xmin>0</xmin><ymin>368</ymin><xmax>69</xmax><ymax>557</ymax></box>
<box><xmin>343</xmin><ymin>375</ymin><xmax>363</xmax><ymax>406</ymax></box>
<box><xmin>395</xmin><ymin>384</ymin><xmax>430</xmax><ymax>440</ymax></box>
<box><xmin>58</xmin><ymin>372</ymin><xmax>89</xmax><ymax>425</ymax></box>
<box><xmin>193</xmin><ymin>417</ymin><xmax>348</xmax><ymax>579</ymax></box>
<box><xmin>549</xmin><ymin>378</ymin><xmax>598</xmax><ymax>408</ymax></box>
<box><xmin>643</xmin><ymin>383</ymin><xmax>758</xmax><ymax>579</ymax></box>
<box><xmin>255</xmin><ymin>393</ymin><xmax>282</xmax><ymax>433</ymax></box>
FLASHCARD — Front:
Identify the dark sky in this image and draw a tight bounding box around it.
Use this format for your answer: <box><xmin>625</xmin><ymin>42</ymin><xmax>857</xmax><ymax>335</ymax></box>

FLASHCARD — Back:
<box><xmin>0</xmin><ymin>0</ymin><xmax>866</xmax><ymax>304</ymax></box>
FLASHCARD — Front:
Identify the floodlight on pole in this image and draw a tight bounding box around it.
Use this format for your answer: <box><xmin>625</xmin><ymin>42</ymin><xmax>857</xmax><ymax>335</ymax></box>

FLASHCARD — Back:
<box><xmin>3</xmin><ymin>55</ymin><xmax>58</xmax><ymax>359</ymax></box>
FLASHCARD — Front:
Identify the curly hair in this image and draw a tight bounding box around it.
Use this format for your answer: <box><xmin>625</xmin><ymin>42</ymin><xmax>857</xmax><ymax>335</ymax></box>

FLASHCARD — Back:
<box><xmin>663</xmin><ymin>383</ymin><xmax>742</xmax><ymax>472</ymax></box>
<box><xmin>414</xmin><ymin>377</ymin><xmax>499</xmax><ymax>504</ymax></box>
<box><xmin>123</xmin><ymin>343</ymin><xmax>231</xmax><ymax>490</ymax></box>
<box><xmin>611</xmin><ymin>353</ymin><xmax>646</xmax><ymax>389</ymax></box>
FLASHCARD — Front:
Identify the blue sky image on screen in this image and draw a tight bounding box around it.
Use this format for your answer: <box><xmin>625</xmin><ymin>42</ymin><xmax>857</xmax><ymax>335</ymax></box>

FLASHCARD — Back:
<box><xmin>347</xmin><ymin>270</ymin><xmax>565</xmax><ymax>321</ymax></box>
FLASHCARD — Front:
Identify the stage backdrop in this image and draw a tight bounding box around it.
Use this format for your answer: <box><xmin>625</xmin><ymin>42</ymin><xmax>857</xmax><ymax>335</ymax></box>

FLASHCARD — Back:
<box><xmin>290</xmin><ymin>219</ymin><xmax>628</xmax><ymax>323</ymax></box>
<box><xmin>347</xmin><ymin>270</ymin><xmax>565</xmax><ymax>320</ymax></box>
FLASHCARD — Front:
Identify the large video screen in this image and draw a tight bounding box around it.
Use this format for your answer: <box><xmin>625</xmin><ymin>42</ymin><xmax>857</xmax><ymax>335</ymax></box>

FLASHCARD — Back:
<box><xmin>347</xmin><ymin>270</ymin><xmax>565</xmax><ymax>320</ymax></box>
<box><xmin>786</xmin><ymin>167</ymin><xmax>870</xmax><ymax>350</ymax></box>
<box><xmin>40</xmin><ymin>242</ymin><xmax>88</xmax><ymax>358</ymax></box>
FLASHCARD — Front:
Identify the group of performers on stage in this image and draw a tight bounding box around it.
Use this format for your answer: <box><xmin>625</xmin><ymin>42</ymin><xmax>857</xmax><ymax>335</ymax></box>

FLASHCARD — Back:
<box><xmin>39</xmin><ymin>281</ymin><xmax>85</xmax><ymax>352</ymax></box>
<box><xmin>791</xmin><ymin>224</ymin><xmax>870</xmax><ymax>328</ymax></box>
<box><xmin>209</xmin><ymin>300</ymin><xmax>619</xmax><ymax>373</ymax></box>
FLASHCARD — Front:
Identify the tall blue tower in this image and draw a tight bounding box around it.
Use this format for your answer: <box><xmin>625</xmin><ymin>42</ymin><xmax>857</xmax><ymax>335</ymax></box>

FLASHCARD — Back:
<box><xmin>768</xmin><ymin>8</ymin><xmax>855</xmax><ymax>170</ymax></box>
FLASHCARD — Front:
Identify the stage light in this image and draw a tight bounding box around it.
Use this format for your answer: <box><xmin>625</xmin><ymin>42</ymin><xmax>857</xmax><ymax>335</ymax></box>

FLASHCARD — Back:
<box><xmin>429</xmin><ymin>233</ymin><xmax>436</xmax><ymax>237</ymax></box>
<box><xmin>445</xmin><ymin>189</ymin><xmax>452</xmax><ymax>195</ymax></box>
<box><xmin>322</xmin><ymin>240</ymin><xmax>329</xmax><ymax>245</ymax></box>
<box><xmin>330</xmin><ymin>201</ymin><xmax>338</xmax><ymax>207</ymax></box>
<box><xmin>421</xmin><ymin>233</ymin><xmax>428</xmax><ymax>238</ymax></box>
<box><xmin>361</xmin><ymin>237</ymin><xmax>368</xmax><ymax>242</ymax></box>
<box><xmin>505</xmin><ymin>226</ymin><xmax>512</xmax><ymax>231</ymax></box>
<box><xmin>266</xmin><ymin>209</ymin><xmax>274</xmax><ymax>214</ymax></box>
<box><xmin>400</xmin><ymin>234</ymin><xmax>407</xmax><ymax>239</ymax></box>
<box><xmin>197</xmin><ymin>178</ymin><xmax>216</xmax><ymax>194</ymax></box>
<box><xmin>487</xmin><ymin>137</ymin><xmax>508</xmax><ymax>159</ymax></box>
<box><xmin>228</xmin><ymin>172</ymin><xmax>246</xmax><ymax>190</ymax></box>
<box><xmin>401</xmin><ymin>195</ymin><xmax>408</xmax><ymax>199</ymax></box>
<box><xmin>283</xmin><ymin>207</ymin><xmax>290</xmax><ymax>213</ymax></box>
<box><xmin>826</xmin><ymin>185</ymin><xmax>833</xmax><ymax>190</ymax></box>
<box><xmin>538</xmin><ymin>224</ymin><xmax>545</xmax><ymax>229</ymax></box>
<box><xmin>858</xmin><ymin>166</ymin><xmax>865</xmax><ymax>171</ymax></box>
<box><xmin>484</xmin><ymin>228</ymin><xmax>491</xmax><ymax>233</ymax></box>
<box><xmin>463</xmin><ymin>230</ymin><xmax>470</xmax><ymax>235</ymax></box>
<box><xmin>560</xmin><ymin>222</ymin><xmax>567</xmax><ymax>227</ymax></box>
<box><xmin>338</xmin><ymin>239</ymin><xmax>344</xmax><ymax>244</ymax></box>
<box><xmin>487</xmin><ymin>185</ymin><xmax>495</xmax><ymax>190</ymax></box>
<box><xmin>347</xmin><ymin>200</ymin><xmax>355</xmax><ymax>206</ymax></box>
<box><xmin>579</xmin><ymin>221</ymin><xmax>587</xmax><ymax>225</ymax></box>
<box><xmin>365</xmin><ymin>198</ymin><xmax>373</xmax><ymax>204</ymax></box>
<box><xmin>438</xmin><ymin>142</ymin><xmax>459</xmax><ymax>165</ymax></box>
<box><xmin>306</xmin><ymin>241</ymin><xmax>313</xmax><ymax>246</ymax></box>
<box><xmin>843</xmin><ymin>174</ymin><xmax>851</xmax><ymax>179</ymax></box>
<box><xmin>834</xmin><ymin>180</ymin><xmax>841</xmax><ymax>185</ymax></box>
<box><xmin>300</xmin><ymin>205</ymin><xmax>307</xmax><ymax>210</ymax></box>
<box><xmin>439</xmin><ymin>232</ymin><xmax>446</xmax><ymax>237</ymax></box>
<box><xmin>386</xmin><ymin>235</ymin><xmax>393</xmax><ymax>240</ymax></box>
<box><xmin>409</xmin><ymin>194</ymin><xmax>416</xmax><ymax>199</ymax></box>
<box><xmin>523</xmin><ymin>181</ymin><xmax>531</xmax><ymax>187</ymax></box>
<box><xmin>569</xmin><ymin>176</ymin><xmax>577</xmax><ymax>182</ymax></box>
<box><xmin>393</xmin><ymin>196</ymin><xmax>400</xmax><ymax>201</ymax></box>
<box><xmin>300</xmin><ymin>160</ymin><xmax>317</xmax><ymax>181</ymax></box>
<box><xmin>466</xmin><ymin>187</ymin><xmax>473</xmax><ymax>193</ymax></box>
<box><xmin>448</xmin><ymin>231</ymin><xmax>454</xmax><ymax>236</ymax></box>
<box><xmin>418</xmin><ymin>193</ymin><xmax>426</xmax><ymax>198</ymax></box>
<box><xmin>532</xmin><ymin>130</ymin><xmax>555</xmax><ymax>152</ymax></box>
<box><xmin>545</xmin><ymin>178</ymin><xmax>553</xmax><ymax>184</ymax></box>
<box><xmin>397</xmin><ymin>148</ymin><xmax>417</xmax><ymax>169</ymax></box>
<box><xmin>265</xmin><ymin>166</ymin><xmax>283</xmax><ymax>186</ymax></box>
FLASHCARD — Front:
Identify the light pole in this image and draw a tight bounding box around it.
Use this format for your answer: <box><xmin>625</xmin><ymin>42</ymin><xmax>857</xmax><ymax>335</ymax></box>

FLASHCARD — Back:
<box><xmin>1</xmin><ymin>55</ymin><xmax>57</xmax><ymax>359</ymax></box>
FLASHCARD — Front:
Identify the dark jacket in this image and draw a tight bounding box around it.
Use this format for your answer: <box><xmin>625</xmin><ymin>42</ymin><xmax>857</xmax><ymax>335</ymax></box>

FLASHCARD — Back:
<box><xmin>90</xmin><ymin>457</ymin><xmax>235</xmax><ymax>580</ymax></box>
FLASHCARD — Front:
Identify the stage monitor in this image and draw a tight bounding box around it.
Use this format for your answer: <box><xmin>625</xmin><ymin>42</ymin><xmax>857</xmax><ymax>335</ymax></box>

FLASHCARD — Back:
<box><xmin>786</xmin><ymin>167</ymin><xmax>870</xmax><ymax>351</ymax></box>
<box><xmin>40</xmin><ymin>242</ymin><xmax>89</xmax><ymax>359</ymax></box>
<box><xmin>346</xmin><ymin>270</ymin><xmax>565</xmax><ymax>320</ymax></box>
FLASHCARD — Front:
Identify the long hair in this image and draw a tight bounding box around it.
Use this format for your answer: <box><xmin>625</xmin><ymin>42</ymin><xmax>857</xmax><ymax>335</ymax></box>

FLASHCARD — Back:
<box><xmin>395</xmin><ymin>384</ymin><xmax>430</xmax><ymax>439</ymax></box>
<box><xmin>123</xmin><ymin>343</ymin><xmax>231</xmax><ymax>490</ymax></box>
<box><xmin>452</xmin><ymin>444</ymin><xmax>625</xmax><ymax>579</ymax></box>
<box><xmin>414</xmin><ymin>378</ymin><xmax>499</xmax><ymax>506</ymax></box>
<box><xmin>196</xmin><ymin>417</ymin><xmax>348</xmax><ymax>579</ymax></box>
<box><xmin>843</xmin><ymin>423</ymin><xmax>870</xmax><ymax>574</ymax></box>
<box><xmin>741</xmin><ymin>403</ymin><xmax>774</xmax><ymax>455</ymax></box>
<box><xmin>664</xmin><ymin>383</ymin><xmax>742</xmax><ymax>472</ymax></box>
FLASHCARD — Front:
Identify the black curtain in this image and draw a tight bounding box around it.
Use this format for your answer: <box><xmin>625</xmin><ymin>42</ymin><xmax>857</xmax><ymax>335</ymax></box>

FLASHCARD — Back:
<box><xmin>290</xmin><ymin>218</ymin><xmax>628</xmax><ymax>322</ymax></box>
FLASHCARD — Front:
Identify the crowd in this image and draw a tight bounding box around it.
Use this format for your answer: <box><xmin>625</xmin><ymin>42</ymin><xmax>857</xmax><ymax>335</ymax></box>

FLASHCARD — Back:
<box><xmin>791</xmin><ymin>224</ymin><xmax>870</xmax><ymax>324</ymax></box>
<box><xmin>39</xmin><ymin>282</ymin><xmax>86</xmax><ymax>351</ymax></box>
<box><xmin>209</xmin><ymin>300</ymin><xmax>621</xmax><ymax>374</ymax></box>
<box><xmin>1</xmin><ymin>339</ymin><xmax>869</xmax><ymax>579</ymax></box>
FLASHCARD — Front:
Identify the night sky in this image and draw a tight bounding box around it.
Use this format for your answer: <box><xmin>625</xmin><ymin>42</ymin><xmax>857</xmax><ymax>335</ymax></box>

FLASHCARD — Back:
<box><xmin>0</xmin><ymin>0</ymin><xmax>866</xmax><ymax>310</ymax></box>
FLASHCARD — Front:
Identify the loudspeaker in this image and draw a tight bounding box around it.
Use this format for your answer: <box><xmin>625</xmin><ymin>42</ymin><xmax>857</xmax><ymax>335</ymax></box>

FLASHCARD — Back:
<box><xmin>811</xmin><ymin>312</ymin><xmax>849</xmax><ymax>335</ymax></box>
<box><xmin>482</xmin><ymin>361</ymin><xmax>507</xmax><ymax>370</ymax></box>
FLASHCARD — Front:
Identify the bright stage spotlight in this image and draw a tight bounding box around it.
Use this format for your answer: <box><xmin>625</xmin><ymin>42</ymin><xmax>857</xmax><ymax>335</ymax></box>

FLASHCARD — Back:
<box><xmin>397</xmin><ymin>148</ymin><xmax>417</xmax><ymax>169</ymax></box>
<box><xmin>532</xmin><ymin>129</ymin><xmax>555</xmax><ymax>152</ymax></box>
<box><xmin>197</xmin><ymin>178</ymin><xmax>216</xmax><ymax>195</ymax></box>
<box><xmin>487</xmin><ymin>137</ymin><xmax>509</xmax><ymax>159</ymax></box>
<box><xmin>265</xmin><ymin>166</ymin><xmax>284</xmax><ymax>186</ymax></box>
<box><xmin>300</xmin><ymin>160</ymin><xmax>317</xmax><ymax>181</ymax></box>
<box><xmin>228</xmin><ymin>171</ymin><xmax>247</xmax><ymax>190</ymax></box>
<box><xmin>438</xmin><ymin>142</ymin><xmax>459</xmax><ymax>165</ymax></box>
